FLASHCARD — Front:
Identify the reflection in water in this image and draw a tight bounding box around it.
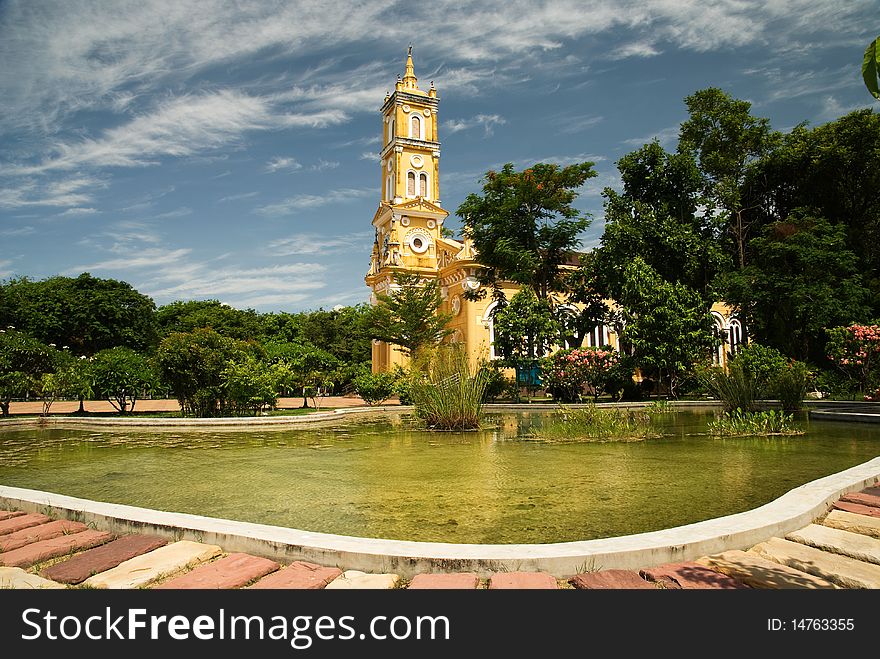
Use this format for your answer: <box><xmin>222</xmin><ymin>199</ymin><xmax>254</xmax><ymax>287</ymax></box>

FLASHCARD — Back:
<box><xmin>0</xmin><ymin>411</ymin><xmax>878</xmax><ymax>544</ymax></box>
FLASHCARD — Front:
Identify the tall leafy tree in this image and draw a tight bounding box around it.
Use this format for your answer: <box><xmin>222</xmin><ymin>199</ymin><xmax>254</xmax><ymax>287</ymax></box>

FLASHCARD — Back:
<box><xmin>0</xmin><ymin>273</ymin><xmax>157</xmax><ymax>355</ymax></box>
<box><xmin>723</xmin><ymin>211</ymin><xmax>870</xmax><ymax>362</ymax></box>
<box><xmin>0</xmin><ymin>329</ymin><xmax>53</xmax><ymax>416</ymax></box>
<box><xmin>679</xmin><ymin>88</ymin><xmax>776</xmax><ymax>269</ymax></box>
<box><xmin>596</xmin><ymin>141</ymin><xmax>728</xmax><ymax>304</ymax></box>
<box><xmin>617</xmin><ymin>258</ymin><xmax>716</xmax><ymax>398</ymax></box>
<box><xmin>365</xmin><ymin>273</ymin><xmax>452</xmax><ymax>358</ymax></box>
<box><xmin>491</xmin><ymin>289</ymin><xmax>561</xmax><ymax>369</ymax></box>
<box><xmin>90</xmin><ymin>347</ymin><xmax>157</xmax><ymax>414</ymax></box>
<box><xmin>456</xmin><ymin>162</ymin><xmax>597</xmax><ymax>302</ymax></box>
<box><xmin>156</xmin><ymin>300</ymin><xmax>265</xmax><ymax>342</ymax></box>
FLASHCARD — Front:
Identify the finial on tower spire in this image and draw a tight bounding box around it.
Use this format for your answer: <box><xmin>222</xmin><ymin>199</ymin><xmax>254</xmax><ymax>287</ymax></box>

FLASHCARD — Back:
<box><xmin>403</xmin><ymin>46</ymin><xmax>418</xmax><ymax>89</ymax></box>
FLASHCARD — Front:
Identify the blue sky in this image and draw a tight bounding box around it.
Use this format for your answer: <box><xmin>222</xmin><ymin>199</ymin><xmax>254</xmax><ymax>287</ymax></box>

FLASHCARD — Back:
<box><xmin>0</xmin><ymin>1</ymin><xmax>876</xmax><ymax>312</ymax></box>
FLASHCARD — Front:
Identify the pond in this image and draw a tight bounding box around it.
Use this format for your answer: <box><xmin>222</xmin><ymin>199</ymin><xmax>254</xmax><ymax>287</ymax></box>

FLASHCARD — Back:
<box><xmin>0</xmin><ymin>409</ymin><xmax>878</xmax><ymax>544</ymax></box>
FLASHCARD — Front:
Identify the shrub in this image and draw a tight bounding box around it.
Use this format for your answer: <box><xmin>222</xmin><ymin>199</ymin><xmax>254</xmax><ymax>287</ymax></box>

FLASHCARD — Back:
<box><xmin>729</xmin><ymin>343</ymin><xmax>788</xmax><ymax>397</ymax></box>
<box><xmin>221</xmin><ymin>357</ymin><xmax>288</xmax><ymax>416</ymax></box>
<box><xmin>90</xmin><ymin>347</ymin><xmax>156</xmax><ymax>414</ymax></box>
<box><xmin>408</xmin><ymin>345</ymin><xmax>489</xmax><ymax>430</ymax></box>
<box><xmin>769</xmin><ymin>361</ymin><xmax>811</xmax><ymax>411</ymax></box>
<box><xmin>481</xmin><ymin>364</ymin><xmax>509</xmax><ymax>402</ymax></box>
<box><xmin>541</xmin><ymin>347</ymin><xmax>621</xmax><ymax>403</ymax></box>
<box><xmin>826</xmin><ymin>323</ymin><xmax>880</xmax><ymax>394</ymax></box>
<box><xmin>352</xmin><ymin>371</ymin><xmax>397</xmax><ymax>406</ymax></box>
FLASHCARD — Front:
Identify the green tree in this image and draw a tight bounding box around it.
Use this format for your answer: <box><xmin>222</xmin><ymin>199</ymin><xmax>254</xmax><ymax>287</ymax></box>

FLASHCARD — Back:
<box><xmin>40</xmin><ymin>351</ymin><xmax>94</xmax><ymax>416</ymax></box>
<box><xmin>156</xmin><ymin>300</ymin><xmax>265</xmax><ymax>342</ymax></box>
<box><xmin>0</xmin><ymin>329</ymin><xmax>53</xmax><ymax>416</ymax></box>
<box><xmin>723</xmin><ymin>212</ymin><xmax>870</xmax><ymax>362</ymax></box>
<box><xmin>90</xmin><ymin>347</ymin><xmax>156</xmax><ymax>414</ymax></box>
<box><xmin>155</xmin><ymin>328</ymin><xmax>261</xmax><ymax>417</ymax></box>
<box><xmin>596</xmin><ymin>141</ymin><xmax>728</xmax><ymax>303</ymax></box>
<box><xmin>865</xmin><ymin>36</ymin><xmax>879</xmax><ymax>100</ymax></box>
<box><xmin>456</xmin><ymin>161</ymin><xmax>597</xmax><ymax>302</ymax></box>
<box><xmin>491</xmin><ymin>289</ymin><xmax>560</xmax><ymax>373</ymax></box>
<box><xmin>679</xmin><ymin>88</ymin><xmax>776</xmax><ymax>269</ymax></box>
<box><xmin>0</xmin><ymin>273</ymin><xmax>157</xmax><ymax>355</ymax></box>
<box><xmin>263</xmin><ymin>341</ymin><xmax>340</xmax><ymax>408</ymax></box>
<box><xmin>365</xmin><ymin>272</ymin><xmax>452</xmax><ymax>358</ymax></box>
<box><xmin>617</xmin><ymin>258</ymin><xmax>716</xmax><ymax>398</ymax></box>
<box><xmin>221</xmin><ymin>357</ymin><xmax>288</xmax><ymax>416</ymax></box>
<box><xmin>743</xmin><ymin>110</ymin><xmax>880</xmax><ymax>307</ymax></box>
<box><xmin>352</xmin><ymin>371</ymin><xmax>398</xmax><ymax>406</ymax></box>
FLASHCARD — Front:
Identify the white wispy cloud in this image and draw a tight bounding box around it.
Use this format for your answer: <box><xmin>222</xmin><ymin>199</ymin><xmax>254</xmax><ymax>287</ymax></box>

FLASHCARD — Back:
<box><xmin>265</xmin><ymin>157</ymin><xmax>302</xmax><ymax>173</ymax></box>
<box><xmin>0</xmin><ymin>226</ymin><xmax>36</xmax><ymax>237</ymax></box>
<box><xmin>622</xmin><ymin>125</ymin><xmax>680</xmax><ymax>148</ymax></box>
<box><xmin>310</xmin><ymin>159</ymin><xmax>339</xmax><ymax>171</ymax></box>
<box><xmin>217</xmin><ymin>191</ymin><xmax>259</xmax><ymax>203</ymax></box>
<box><xmin>446</xmin><ymin>114</ymin><xmax>506</xmax><ymax>136</ymax></box>
<box><xmin>612</xmin><ymin>41</ymin><xmax>662</xmax><ymax>59</ymax></box>
<box><xmin>151</xmin><ymin>207</ymin><xmax>192</xmax><ymax>219</ymax></box>
<box><xmin>359</xmin><ymin>151</ymin><xmax>380</xmax><ymax>162</ymax></box>
<box><xmin>68</xmin><ymin>247</ymin><xmax>193</xmax><ymax>272</ymax></box>
<box><xmin>56</xmin><ymin>207</ymin><xmax>99</xmax><ymax>217</ymax></box>
<box><xmin>255</xmin><ymin>187</ymin><xmax>373</xmax><ymax>216</ymax></box>
<box><xmin>268</xmin><ymin>232</ymin><xmax>374</xmax><ymax>256</ymax></box>
<box><xmin>0</xmin><ymin>176</ymin><xmax>103</xmax><ymax>209</ymax></box>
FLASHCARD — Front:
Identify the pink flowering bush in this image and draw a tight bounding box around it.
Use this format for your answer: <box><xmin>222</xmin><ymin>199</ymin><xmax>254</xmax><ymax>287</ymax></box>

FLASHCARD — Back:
<box><xmin>826</xmin><ymin>323</ymin><xmax>880</xmax><ymax>395</ymax></box>
<box><xmin>541</xmin><ymin>347</ymin><xmax>621</xmax><ymax>402</ymax></box>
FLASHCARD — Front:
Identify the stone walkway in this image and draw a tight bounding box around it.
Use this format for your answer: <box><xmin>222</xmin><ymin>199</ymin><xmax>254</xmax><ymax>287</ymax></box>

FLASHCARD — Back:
<box><xmin>2</xmin><ymin>487</ymin><xmax>880</xmax><ymax>590</ymax></box>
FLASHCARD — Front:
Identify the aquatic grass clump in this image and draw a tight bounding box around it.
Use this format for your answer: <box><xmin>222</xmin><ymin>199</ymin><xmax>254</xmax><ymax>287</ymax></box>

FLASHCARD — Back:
<box><xmin>409</xmin><ymin>345</ymin><xmax>490</xmax><ymax>430</ymax></box>
<box><xmin>534</xmin><ymin>404</ymin><xmax>661</xmax><ymax>442</ymax></box>
<box><xmin>700</xmin><ymin>363</ymin><xmax>759</xmax><ymax>412</ymax></box>
<box><xmin>645</xmin><ymin>400</ymin><xmax>675</xmax><ymax>414</ymax></box>
<box><xmin>707</xmin><ymin>408</ymin><xmax>804</xmax><ymax>437</ymax></box>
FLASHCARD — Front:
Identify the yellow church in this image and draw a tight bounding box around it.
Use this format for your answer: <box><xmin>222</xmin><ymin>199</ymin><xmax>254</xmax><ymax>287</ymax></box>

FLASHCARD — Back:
<box><xmin>366</xmin><ymin>49</ymin><xmax>743</xmax><ymax>374</ymax></box>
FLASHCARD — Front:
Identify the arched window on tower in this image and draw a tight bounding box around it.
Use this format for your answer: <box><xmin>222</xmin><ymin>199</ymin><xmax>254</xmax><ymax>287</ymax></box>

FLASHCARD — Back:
<box><xmin>728</xmin><ymin>318</ymin><xmax>743</xmax><ymax>356</ymax></box>
<box><xmin>388</xmin><ymin>118</ymin><xmax>394</xmax><ymax>143</ymax></box>
<box><xmin>419</xmin><ymin>172</ymin><xmax>428</xmax><ymax>198</ymax></box>
<box><xmin>410</xmin><ymin>114</ymin><xmax>421</xmax><ymax>139</ymax></box>
<box><xmin>711</xmin><ymin>312</ymin><xmax>726</xmax><ymax>366</ymax></box>
<box><xmin>407</xmin><ymin>171</ymin><xmax>416</xmax><ymax>197</ymax></box>
<box><xmin>386</xmin><ymin>175</ymin><xmax>392</xmax><ymax>201</ymax></box>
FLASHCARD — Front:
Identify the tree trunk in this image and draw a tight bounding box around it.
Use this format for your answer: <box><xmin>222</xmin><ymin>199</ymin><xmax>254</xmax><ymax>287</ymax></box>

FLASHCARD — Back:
<box><xmin>77</xmin><ymin>396</ymin><xmax>85</xmax><ymax>414</ymax></box>
<box><xmin>0</xmin><ymin>400</ymin><xmax>9</xmax><ymax>417</ymax></box>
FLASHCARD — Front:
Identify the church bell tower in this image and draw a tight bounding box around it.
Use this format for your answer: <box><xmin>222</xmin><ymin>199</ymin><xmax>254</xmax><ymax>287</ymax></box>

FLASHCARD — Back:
<box><xmin>366</xmin><ymin>47</ymin><xmax>450</xmax><ymax>372</ymax></box>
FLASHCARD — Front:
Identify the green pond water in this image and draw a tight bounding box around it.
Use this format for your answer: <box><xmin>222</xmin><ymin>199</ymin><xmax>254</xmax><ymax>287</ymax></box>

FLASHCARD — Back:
<box><xmin>0</xmin><ymin>410</ymin><xmax>878</xmax><ymax>544</ymax></box>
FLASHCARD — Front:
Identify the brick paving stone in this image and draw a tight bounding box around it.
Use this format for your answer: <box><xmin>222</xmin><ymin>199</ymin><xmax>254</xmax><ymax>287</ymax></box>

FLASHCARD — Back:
<box><xmin>823</xmin><ymin>510</ymin><xmax>880</xmax><ymax>539</ymax></box>
<box><xmin>750</xmin><ymin>537</ymin><xmax>880</xmax><ymax>589</ymax></box>
<box><xmin>840</xmin><ymin>492</ymin><xmax>880</xmax><ymax>508</ymax></box>
<box><xmin>639</xmin><ymin>562</ymin><xmax>748</xmax><ymax>589</ymax></box>
<box><xmin>41</xmin><ymin>535</ymin><xmax>169</xmax><ymax>584</ymax></box>
<box><xmin>408</xmin><ymin>573</ymin><xmax>480</xmax><ymax>589</ymax></box>
<box><xmin>324</xmin><ymin>570</ymin><xmax>400</xmax><ymax>589</ymax></box>
<box><xmin>155</xmin><ymin>553</ymin><xmax>280</xmax><ymax>589</ymax></box>
<box><xmin>695</xmin><ymin>551</ymin><xmax>838</xmax><ymax>589</ymax></box>
<box><xmin>0</xmin><ymin>520</ymin><xmax>87</xmax><ymax>553</ymax></box>
<box><xmin>0</xmin><ymin>511</ymin><xmax>25</xmax><ymax>521</ymax></box>
<box><xmin>249</xmin><ymin>561</ymin><xmax>342</xmax><ymax>590</ymax></box>
<box><xmin>569</xmin><ymin>569</ymin><xmax>656</xmax><ymax>589</ymax></box>
<box><xmin>0</xmin><ymin>566</ymin><xmax>66</xmax><ymax>589</ymax></box>
<box><xmin>0</xmin><ymin>530</ymin><xmax>113</xmax><ymax>568</ymax></box>
<box><xmin>488</xmin><ymin>572</ymin><xmax>558</xmax><ymax>589</ymax></box>
<box><xmin>862</xmin><ymin>486</ymin><xmax>880</xmax><ymax>498</ymax></box>
<box><xmin>786</xmin><ymin>524</ymin><xmax>880</xmax><ymax>565</ymax></box>
<box><xmin>83</xmin><ymin>541</ymin><xmax>222</xmax><ymax>589</ymax></box>
<box><xmin>0</xmin><ymin>513</ymin><xmax>51</xmax><ymax>536</ymax></box>
<box><xmin>832</xmin><ymin>501</ymin><xmax>880</xmax><ymax>518</ymax></box>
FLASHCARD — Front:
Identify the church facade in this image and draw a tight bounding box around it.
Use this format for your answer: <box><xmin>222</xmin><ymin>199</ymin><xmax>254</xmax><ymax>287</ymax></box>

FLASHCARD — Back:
<box><xmin>366</xmin><ymin>50</ymin><xmax>743</xmax><ymax>374</ymax></box>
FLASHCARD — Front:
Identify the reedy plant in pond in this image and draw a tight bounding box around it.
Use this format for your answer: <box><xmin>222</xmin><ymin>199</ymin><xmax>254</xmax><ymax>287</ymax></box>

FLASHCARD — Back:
<box><xmin>408</xmin><ymin>345</ymin><xmax>490</xmax><ymax>430</ymax></box>
<box><xmin>534</xmin><ymin>404</ymin><xmax>661</xmax><ymax>442</ymax></box>
<box><xmin>707</xmin><ymin>408</ymin><xmax>804</xmax><ymax>436</ymax></box>
<box><xmin>700</xmin><ymin>362</ymin><xmax>758</xmax><ymax>412</ymax></box>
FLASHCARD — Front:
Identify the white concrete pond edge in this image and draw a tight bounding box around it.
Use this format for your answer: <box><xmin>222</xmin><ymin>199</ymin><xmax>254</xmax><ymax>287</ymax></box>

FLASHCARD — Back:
<box><xmin>2</xmin><ymin>456</ymin><xmax>879</xmax><ymax>578</ymax></box>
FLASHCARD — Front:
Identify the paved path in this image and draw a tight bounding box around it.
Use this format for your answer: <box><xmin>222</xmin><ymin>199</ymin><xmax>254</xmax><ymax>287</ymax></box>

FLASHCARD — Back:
<box><xmin>4</xmin><ymin>396</ymin><xmax>383</xmax><ymax>416</ymax></box>
<box><xmin>2</xmin><ymin>486</ymin><xmax>880</xmax><ymax>589</ymax></box>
